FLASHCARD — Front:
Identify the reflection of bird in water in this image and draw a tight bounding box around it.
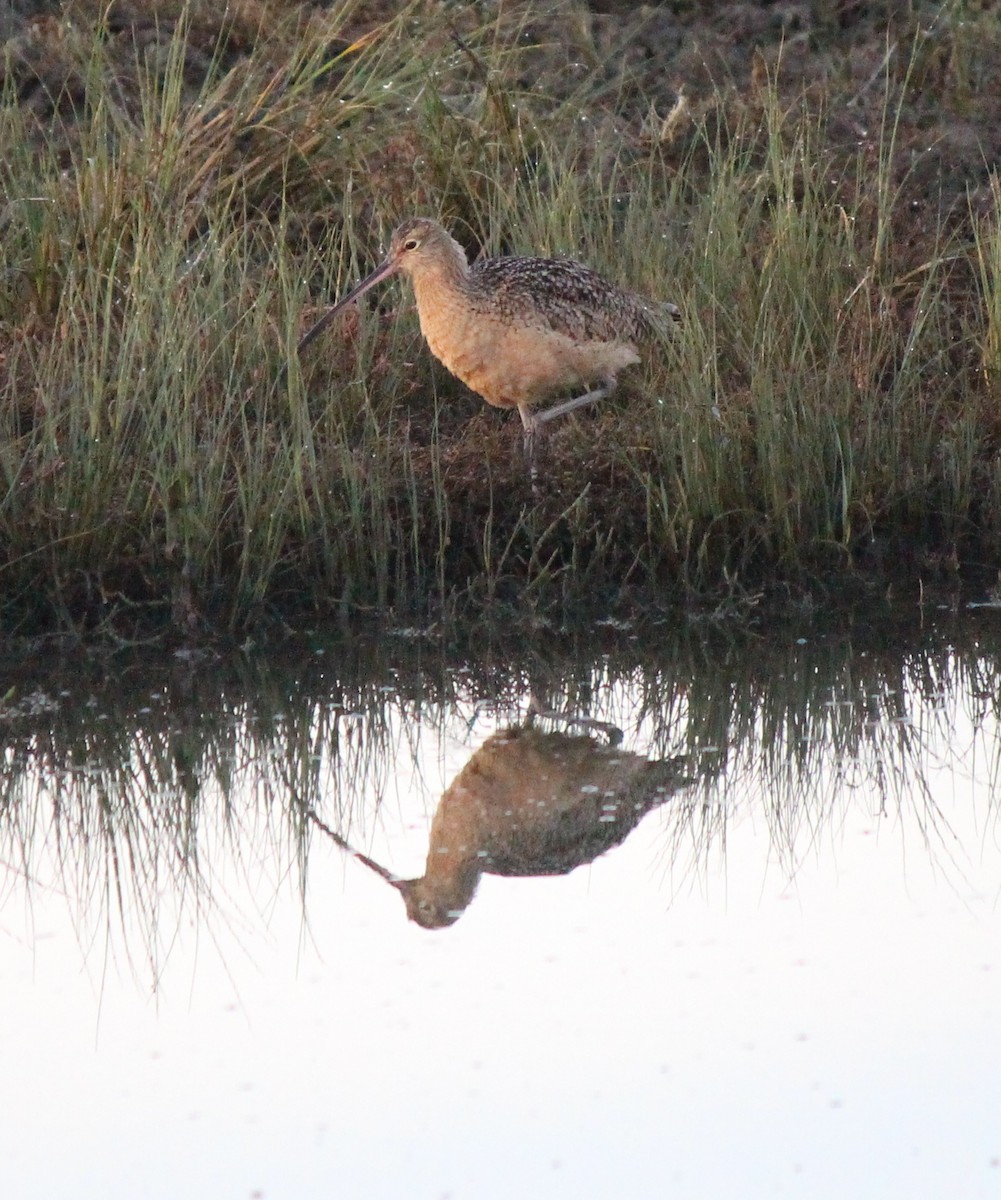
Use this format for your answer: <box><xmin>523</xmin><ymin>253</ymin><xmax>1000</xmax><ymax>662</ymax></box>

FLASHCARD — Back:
<box><xmin>398</xmin><ymin>725</ymin><xmax>689</xmax><ymax>928</ymax></box>
<box><xmin>310</xmin><ymin>723</ymin><xmax>690</xmax><ymax>929</ymax></box>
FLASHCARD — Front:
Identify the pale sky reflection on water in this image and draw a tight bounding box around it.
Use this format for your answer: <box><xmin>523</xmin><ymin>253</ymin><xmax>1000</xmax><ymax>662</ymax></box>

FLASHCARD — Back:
<box><xmin>1</xmin><ymin>669</ymin><xmax>1000</xmax><ymax>1200</ymax></box>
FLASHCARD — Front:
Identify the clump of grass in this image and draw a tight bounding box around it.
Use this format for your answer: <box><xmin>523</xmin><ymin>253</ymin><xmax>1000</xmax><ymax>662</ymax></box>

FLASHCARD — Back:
<box><xmin>630</xmin><ymin>86</ymin><xmax>977</xmax><ymax>589</ymax></box>
<box><xmin>0</xmin><ymin>0</ymin><xmax>999</xmax><ymax>639</ymax></box>
<box><xmin>0</xmin><ymin>0</ymin><xmax>475</xmax><ymax>632</ymax></box>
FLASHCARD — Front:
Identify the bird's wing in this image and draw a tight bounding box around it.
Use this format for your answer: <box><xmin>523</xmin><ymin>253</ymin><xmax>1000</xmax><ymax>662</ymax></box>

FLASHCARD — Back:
<box><xmin>473</xmin><ymin>256</ymin><xmax>661</xmax><ymax>343</ymax></box>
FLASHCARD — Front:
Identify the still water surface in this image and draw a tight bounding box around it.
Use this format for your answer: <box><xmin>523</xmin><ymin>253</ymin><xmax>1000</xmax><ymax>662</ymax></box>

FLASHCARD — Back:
<box><xmin>1</xmin><ymin>610</ymin><xmax>999</xmax><ymax>1198</ymax></box>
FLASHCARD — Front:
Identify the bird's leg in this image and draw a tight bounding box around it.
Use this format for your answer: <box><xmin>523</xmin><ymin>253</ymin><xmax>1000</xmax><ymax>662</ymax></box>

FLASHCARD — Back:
<box><xmin>519</xmin><ymin>404</ymin><xmax>541</xmax><ymax>482</ymax></box>
<box><xmin>526</xmin><ymin>695</ymin><xmax>625</xmax><ymax>745</ymax></box>
<box><xmin>532</xmin><ymin>380</ymin><xmax>614</xmax><ymax>427</ymax></box>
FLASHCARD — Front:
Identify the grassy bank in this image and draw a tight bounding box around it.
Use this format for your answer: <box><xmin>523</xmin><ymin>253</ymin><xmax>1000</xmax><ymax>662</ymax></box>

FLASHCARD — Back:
<box><xmin>2</xmin><ymin>0</ymin><xmax>1001</xmax><ymax>638</ymax></box>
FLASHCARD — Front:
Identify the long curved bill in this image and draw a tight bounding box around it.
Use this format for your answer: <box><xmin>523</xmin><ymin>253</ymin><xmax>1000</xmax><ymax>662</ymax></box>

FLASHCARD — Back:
<box><xmin>306</xmin><ymin>807</ymin><xmax>402</xmax><ymax>886</ymax></box>
<box><xmin>295</xmin><ymin>255</ymin><xmax>400</xmax><ymax>357</ymax></box>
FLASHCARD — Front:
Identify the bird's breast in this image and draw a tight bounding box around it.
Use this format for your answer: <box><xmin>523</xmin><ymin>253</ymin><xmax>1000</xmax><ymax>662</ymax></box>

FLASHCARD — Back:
<box><xmin>412</xmin><ymin>279</ymin><xmax>640</xmax><ymax>410</ymax></box>
<box><xmin>414</xmin><ymin>287</ymin><xmax>506</xmax><ymax>402</ymax></box>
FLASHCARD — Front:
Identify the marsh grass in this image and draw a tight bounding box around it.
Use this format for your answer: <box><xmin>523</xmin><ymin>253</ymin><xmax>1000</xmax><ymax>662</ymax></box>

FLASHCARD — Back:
<box><xmin>1</xmin><ymin>0</ymin><xmax>1000</xmax><ymax>637</ymax></box>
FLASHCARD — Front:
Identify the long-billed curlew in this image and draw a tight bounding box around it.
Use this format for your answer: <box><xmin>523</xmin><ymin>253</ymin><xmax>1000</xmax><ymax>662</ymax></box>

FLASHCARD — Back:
<box><xmin>295</xmin><ymin>217</ymin><xmax>680</xmax><ymax>446</ymax></box>
<box><xmin>307</xmin><ymin>722</ymin><xmax>691</xmax><ymax>929</ymax></box>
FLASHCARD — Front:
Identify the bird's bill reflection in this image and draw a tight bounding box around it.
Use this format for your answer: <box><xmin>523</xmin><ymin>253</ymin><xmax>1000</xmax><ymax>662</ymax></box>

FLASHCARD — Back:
<box><xmin>311</xmin><ymin>720</ymin><xmax>691</xmax><ymax>929</ymax></box>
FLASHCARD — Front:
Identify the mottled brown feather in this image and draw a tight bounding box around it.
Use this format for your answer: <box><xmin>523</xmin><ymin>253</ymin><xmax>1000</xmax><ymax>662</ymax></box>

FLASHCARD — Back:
<box><xmin>468</xmin><ymin>256</ymin><xmax>670</xmax><ymax>344</ymax></box>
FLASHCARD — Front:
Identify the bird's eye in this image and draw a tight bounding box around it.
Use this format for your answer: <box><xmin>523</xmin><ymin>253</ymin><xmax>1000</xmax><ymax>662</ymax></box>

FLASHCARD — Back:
<box><xmin>403</xmin><ymin>238</ymin><xmax>420</xmax><ymax>251</ymax></box>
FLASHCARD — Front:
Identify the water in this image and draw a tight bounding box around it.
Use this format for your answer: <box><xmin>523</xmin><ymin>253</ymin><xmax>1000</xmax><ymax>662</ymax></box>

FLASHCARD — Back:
<box><xmin>1</xmin><ymin>610</ymin><xmax>999</xmax><ymax>1199</ymax></box>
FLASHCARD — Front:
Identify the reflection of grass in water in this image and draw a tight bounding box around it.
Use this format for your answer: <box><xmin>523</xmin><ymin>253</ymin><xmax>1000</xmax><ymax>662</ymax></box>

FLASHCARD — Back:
<box><xmin>0</xmin><ymin>615</ymin><xmax>998</xmax><ymax>971</ymax></box>
<box><xmin>656</xmin><ymin>628</ymin><xmax>998</xmax><ymax>890</ymax></box>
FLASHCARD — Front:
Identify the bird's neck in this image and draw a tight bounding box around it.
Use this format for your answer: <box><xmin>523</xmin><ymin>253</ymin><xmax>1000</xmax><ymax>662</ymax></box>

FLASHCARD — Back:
<box><xmin>408</xmin><ymin>235</ymin><xmax>471</xmax><ymax>304</ymax></box>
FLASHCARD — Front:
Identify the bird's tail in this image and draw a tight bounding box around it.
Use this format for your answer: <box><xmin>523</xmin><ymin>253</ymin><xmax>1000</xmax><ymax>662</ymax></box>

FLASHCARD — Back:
<box><xmin>641</xmin><ymin>299</ymin><xmax>682</xmax><ymax>341</ymax></box>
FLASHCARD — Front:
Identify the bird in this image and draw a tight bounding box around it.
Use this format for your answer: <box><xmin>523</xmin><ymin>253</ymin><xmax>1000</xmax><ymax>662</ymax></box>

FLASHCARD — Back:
<box><xmin>393</xmin><ymin>724</ymin><xmax>690</xmax><ymax>928</ymax></box>
<box><xmin>307</xmin><ymin>722</ymin><xmax>691</xmax><ymax>929</ymax></box>
<box><xmin>295</xmin><ymin>217</ymin><xmax>680</xmax><ymax>448</ymax></box>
